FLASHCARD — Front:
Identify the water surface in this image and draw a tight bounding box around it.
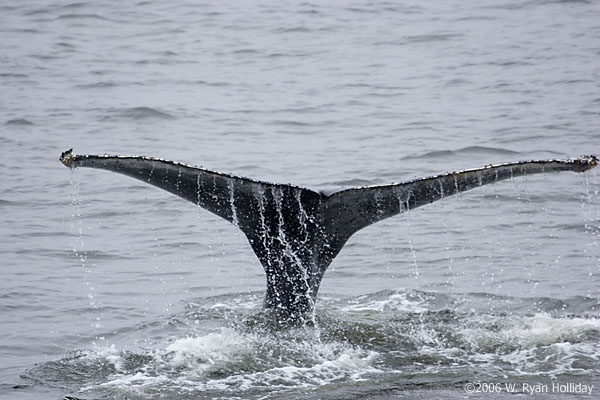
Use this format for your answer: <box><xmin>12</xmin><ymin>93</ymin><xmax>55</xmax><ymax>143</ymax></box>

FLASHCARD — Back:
<box><xmin>1</xmin><ymin>0</ymin><xmax>600</xmax><ymax>399</ymax></box>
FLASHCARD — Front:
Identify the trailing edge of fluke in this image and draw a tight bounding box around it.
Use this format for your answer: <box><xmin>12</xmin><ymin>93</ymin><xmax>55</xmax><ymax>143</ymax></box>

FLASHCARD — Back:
<box><xmin>60</xmin><ymin>149</ymin><xmax>598</xmax><ymax>324</ymax></box>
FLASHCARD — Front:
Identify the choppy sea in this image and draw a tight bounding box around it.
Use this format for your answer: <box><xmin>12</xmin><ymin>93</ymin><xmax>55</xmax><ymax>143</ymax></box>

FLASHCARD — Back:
<box><xmin>1</xmin><ymin>0</ymin><xmax>600</xmax><ymax>399</ymax></box>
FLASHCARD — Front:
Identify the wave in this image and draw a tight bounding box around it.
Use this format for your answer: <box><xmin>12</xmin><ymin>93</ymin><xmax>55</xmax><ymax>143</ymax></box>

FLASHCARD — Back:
<box><xmin>77</xmin><ymin>81</ymin><xmax>119</xmax><ymax>89</ymax></box>
<box><xmin>56</xmin><ymin>13</ymin><xmax>112</xmax><ymax>21</ymax></box>
<box><xmin>273</xmin><ymin>26</ymin><xmax>311</xmax><ymax>34</ymax></box>
<box><xmin>103</xmin><ymin>107</ymin><xmax>175</xmax><ymax>121</ymax></box>
<box><xmin>5</xmin><ymin>119</ymin><xmax>34</xmax><ymax>126</ymax></box>
<box><xmin>404</xmin><ymin>33</ymin><xmax>463</xmax><ymax>44</ymax></box>
<box><xmin>401</xmin><ymin>146</ymin><xmax>521</xmax><ymax>161</ymax></box>
<box><xmin>0</xmin><ymin>73</ymin><xmax>28</xmax><ymax>78</ymax></box>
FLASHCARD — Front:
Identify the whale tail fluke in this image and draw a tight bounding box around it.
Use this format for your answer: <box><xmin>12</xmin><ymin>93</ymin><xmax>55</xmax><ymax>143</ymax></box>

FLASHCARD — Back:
<box><xmin>61</xmin><ymin>150</ymin><xmax>597</xmax><ymax>323</ymax></box>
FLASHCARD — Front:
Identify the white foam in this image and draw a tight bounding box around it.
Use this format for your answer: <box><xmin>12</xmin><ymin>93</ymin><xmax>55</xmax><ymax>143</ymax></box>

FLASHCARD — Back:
<box><xmin>207</xmin><ymin>296</ymin><xmax>261</xmax><ymax>310</ymax></box>
<box><xmin>88</xmin><ymin>328</ymin><xmax>381</xmax><ymax>395</ymax></box>
<box><xmin>165</xmin><ymin>328</ymin><xmax>253</xmax><ymax>374</ymax></box>
<box><xmin>197</xmin><ymin>344</ymin><xmax>380</xmax><ymax>391</ymax></box>
<box><xmin>461</xmin><ymin>313</ymin><xmax>600</xmax><ymax>349</ymax></box>
<box><xmin>86</xmin><ymin>344</ymin><xmax>124</xmax><ymax>371</ymax></box>
<box><xmin>499</xmin><ymin>341</ymin><xmax>600</xmax><ymax>376</ymax></box>
<box><xmin>341</xmin><ymin>292</ymin><xmax>427</xmax><ymax>313</ymax></box>
<box><xmin>455</xmin><ymin>313</ymin><xmax>600</xmax><ymax>376</ymax></box>
<box><xmin>100</xmin><ymin>371</ymin><xmax>169</xmax><ymax>387</ymax></box>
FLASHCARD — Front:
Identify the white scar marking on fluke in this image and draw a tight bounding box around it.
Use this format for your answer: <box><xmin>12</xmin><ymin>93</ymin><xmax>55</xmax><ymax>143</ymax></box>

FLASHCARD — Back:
<box><xmin>196</xmin><ymin>174</ymin><xmax>201</xmax><ymax>206</ymax></box>
<box><xmin>148</xmin><ymin>161</ymin><xmax>155</xmax><ymax>183</ymax></box>
<box><xmin>228</xmin><ymin>181</ymin><xmax>239</xmax><ymax>227</ymax></box>
<box><xmin>453</xmin><ymin>175</ymin><xmax>460</xmax><ymax>199</ymax></box>
<box><xmin>272</xmin><ymin>188</ymin><xmax>313</xmax><ymax>307</ymax></box>
<box><xmin>254</xmin><ymin>188</ymin><xmax>273</xmax><ymax>267</ymax></box>
<box><xmin>294</xmin><ymin>190</ymin><xmax>310</xmax><ymax>248</ymax></box>
<box><xmin>175</xmin><ymin>168</ymin><xmax>182</xmax><ymax>193</ymax></box>
<box><xmin>374</xmin><ymin>189</ymin><xmax>384</xmax><ymax>218</ymax></box>
<box><xmin>211</xmin><ymin>176</ymin><xmax>219</xmax><ymax>203</ymax></box>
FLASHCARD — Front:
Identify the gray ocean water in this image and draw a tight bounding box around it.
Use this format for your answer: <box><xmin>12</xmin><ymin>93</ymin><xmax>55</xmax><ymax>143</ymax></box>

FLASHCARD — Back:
<box><xmin>2</xmin><ymin>0</ymin><xmax>600</xmax><ymax>399</ymax></box>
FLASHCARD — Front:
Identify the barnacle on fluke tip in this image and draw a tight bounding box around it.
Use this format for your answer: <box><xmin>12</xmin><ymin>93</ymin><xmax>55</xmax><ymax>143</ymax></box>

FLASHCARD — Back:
<box><xmin>59</xmin><ymin>148</ymin><xmax>75</xmax><ymax>168</ymax></box>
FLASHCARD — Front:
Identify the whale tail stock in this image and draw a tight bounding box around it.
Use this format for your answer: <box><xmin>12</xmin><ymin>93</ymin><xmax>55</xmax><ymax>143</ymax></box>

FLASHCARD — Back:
<box><xmin>60</xmin><ymin>149</ymin><xmax>598</xmax><ymax>323</ymax></box>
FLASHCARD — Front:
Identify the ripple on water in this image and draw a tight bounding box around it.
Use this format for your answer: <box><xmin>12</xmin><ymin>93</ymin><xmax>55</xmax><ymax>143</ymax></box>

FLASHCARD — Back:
<box><xmin>55</xmin><ymin>13</ymin><xmax>113</xmax><ymax>21</ymax></box>
<box><xmin>5</xmin><ymin>118</ymin><xmax>34</xmax><ymax>126</ymax></box>
<box><xmin>101</xmin><ymin>107</ymin><xmax>175</xmax><ymax>121</ymax></box>
<box><xmin>401</xmin><ymin>146</ymin><xmax>522</xmax><ymax>161</ymax></box>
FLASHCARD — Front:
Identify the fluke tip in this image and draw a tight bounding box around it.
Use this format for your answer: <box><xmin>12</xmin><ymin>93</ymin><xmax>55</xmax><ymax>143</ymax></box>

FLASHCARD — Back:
<box><xmin>574</xmin><ymin>155</ymin><xmax>598</xmax><ymax>172</ymax></box>
<box><xmin>60</xmin><ymin>148</ymin><xmax>75</xmax><ymax>168</ymax></box>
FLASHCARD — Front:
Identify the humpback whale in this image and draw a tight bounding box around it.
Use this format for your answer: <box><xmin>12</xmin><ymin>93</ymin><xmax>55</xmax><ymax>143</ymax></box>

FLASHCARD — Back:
<box><xmin>60</xmin><ymin>149</ymin><xmax>597</xmax><ymax>323</ymax></box>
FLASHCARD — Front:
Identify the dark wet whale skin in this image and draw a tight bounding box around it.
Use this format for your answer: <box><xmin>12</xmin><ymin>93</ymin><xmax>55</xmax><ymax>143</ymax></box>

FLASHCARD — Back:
<box><xmin>60</xmin><ymin>149</ymin><xmax>597</xmax><ymax>324</ymax></box>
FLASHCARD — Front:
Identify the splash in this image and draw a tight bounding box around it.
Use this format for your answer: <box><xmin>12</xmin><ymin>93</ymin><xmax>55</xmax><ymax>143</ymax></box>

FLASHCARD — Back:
<box><xmin>22</xmin><ymin>291</ymin><xmax>600</xmax><ymax>399</ymax></box>
<box><xmin>84</xmin><ymin>327</ymin><xmax>380</xmax><ymax>397</ymax></box>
